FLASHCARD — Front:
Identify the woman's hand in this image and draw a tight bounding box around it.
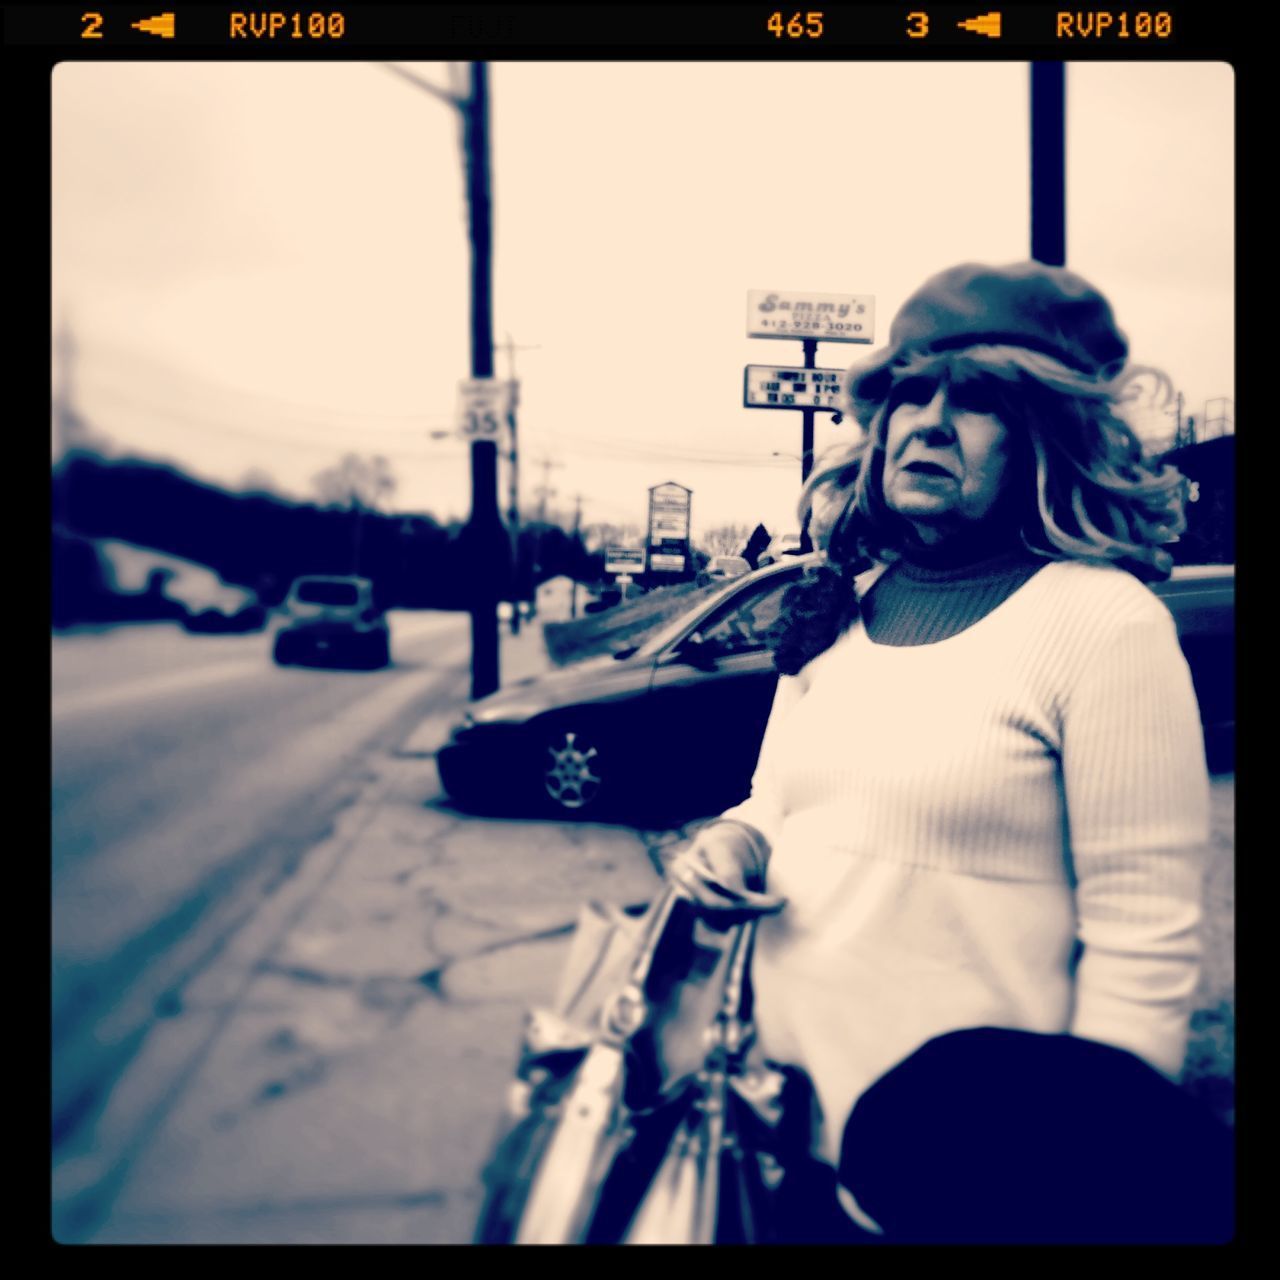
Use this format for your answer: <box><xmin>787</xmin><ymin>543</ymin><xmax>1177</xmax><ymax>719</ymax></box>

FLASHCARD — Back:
<box><xmin>666</xmin><ymin>820</ymin><xmax>786</xmax><ymax>924</ymax></box>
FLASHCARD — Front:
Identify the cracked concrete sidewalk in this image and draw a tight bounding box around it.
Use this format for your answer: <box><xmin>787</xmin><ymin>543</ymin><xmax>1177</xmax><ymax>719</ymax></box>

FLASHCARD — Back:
<box><xmin>88</xmin><ymin>580</ymin><xmax>703</xmax><ymax>1245</ymax></box>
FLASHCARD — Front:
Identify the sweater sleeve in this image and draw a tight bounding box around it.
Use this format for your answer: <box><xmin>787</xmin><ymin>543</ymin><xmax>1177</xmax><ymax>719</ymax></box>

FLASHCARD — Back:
<box><xmin>716</xmin><ymin>668</ymin><xmax>808</xmax><ymax>860</ymax></box>
<box><xmin>1061</xmin><ymin>600</ymin><xmax>1211</xmax><ymax>1078</ymax></box>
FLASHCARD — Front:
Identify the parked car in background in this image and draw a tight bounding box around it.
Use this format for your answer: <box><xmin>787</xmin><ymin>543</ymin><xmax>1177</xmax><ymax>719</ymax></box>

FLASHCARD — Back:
<box><xmin>699</xmin><ymin>555</ymin><xmax>751</xmax><ymax>585</ymax></box>
<box><xmin>183</xmin><ymin>601</ymin><xmax>268</xmax><ymax>634</ymax></box>
<box><xmin>436</xmin><ymin>557</ymin><xmax>1234</xmax><ymax>822</ymax></box>
<box><xmin>756</xmin><ymin>534</ymin><xmax>804</xmax><ymax>566</ymax></box>
<box><xmin>1149</xmin><ymin>564</ymin><xmax>1234</xmax><ymax>771</ymax></box>
<box><xmin>272</xmin><ymin>575</ymin><xmax>390</xmax><ymax>669</ymax></box>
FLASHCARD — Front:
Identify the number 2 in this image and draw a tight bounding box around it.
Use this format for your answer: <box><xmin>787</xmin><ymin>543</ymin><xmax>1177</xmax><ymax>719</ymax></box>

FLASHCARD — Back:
<box><xmin>81</xmin><ymin>12</ymin><xmax>104</xmax><ymax>38</ymax></box>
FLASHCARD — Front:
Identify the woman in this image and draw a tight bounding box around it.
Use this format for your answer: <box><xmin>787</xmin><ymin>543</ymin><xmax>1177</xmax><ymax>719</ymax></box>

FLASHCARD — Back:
<box><xmin>669</xmin><ymin>261</ymin><xmax>1232</xmax><ymax>1244</ymax></box>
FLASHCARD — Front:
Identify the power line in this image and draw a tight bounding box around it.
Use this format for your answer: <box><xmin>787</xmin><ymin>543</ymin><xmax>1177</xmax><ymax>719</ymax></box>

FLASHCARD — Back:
<box><xmin>75</xmin><ymin>341</ymin><xmax>808</xmax><ymax>467</ymax></box>
<box><xmin>79</xmin><ymin>383</ymin><xmax>471</xmax><ymax>461</ymax></box>
<box><xmin>74</xmin><ymin>336</ymin><xmax>461</xmax><ymax>434</ymax></box>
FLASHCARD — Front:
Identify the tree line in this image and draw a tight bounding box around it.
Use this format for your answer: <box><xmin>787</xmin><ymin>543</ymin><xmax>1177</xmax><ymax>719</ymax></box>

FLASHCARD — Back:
<box><xmin>50</xmin><ymin>451</ymin><xmax>591</xmax><ymax>627</ymax></box>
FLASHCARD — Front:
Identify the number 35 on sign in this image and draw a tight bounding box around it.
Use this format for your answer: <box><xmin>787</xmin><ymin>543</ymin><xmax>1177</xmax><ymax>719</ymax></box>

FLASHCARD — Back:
<box><xmin>456</xmin><ymin>378</ymin><xmax>512</xmax><ymax>439</ymax></box>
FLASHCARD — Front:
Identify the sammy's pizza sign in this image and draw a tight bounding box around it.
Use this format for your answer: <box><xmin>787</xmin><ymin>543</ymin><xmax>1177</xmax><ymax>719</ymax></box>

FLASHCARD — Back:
<box><xmin>747</xmin><ymin>291</ymin><xmax>875</xmax><ymax>344</ymax></box>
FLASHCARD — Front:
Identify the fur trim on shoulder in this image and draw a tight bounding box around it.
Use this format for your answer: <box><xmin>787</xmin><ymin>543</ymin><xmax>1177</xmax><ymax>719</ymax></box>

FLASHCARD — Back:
<box><xmin>769</xmin><ymin>557</ymin><xmax>867</xmax><ymax>676</ymax></box>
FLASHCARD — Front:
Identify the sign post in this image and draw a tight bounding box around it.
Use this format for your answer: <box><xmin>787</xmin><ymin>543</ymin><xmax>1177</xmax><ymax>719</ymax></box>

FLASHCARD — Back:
<box><xmin>456</xmin><ymin>377</ymin><xmax>514</xmax><ymax>440</ymax></box>
<box><xmin>605</xmin><ymin>546</ymin><xmax>646</xmax><ymax>576</ymax></box>
<box><xmin>645</xmin><ymin>482</ymin><xmax>692</xmax><ymax>582</ymax></box>
<box><xmin>745</xmin><ymin>289</ymin><xmax>876</xmax><ymax>545</ymax></box>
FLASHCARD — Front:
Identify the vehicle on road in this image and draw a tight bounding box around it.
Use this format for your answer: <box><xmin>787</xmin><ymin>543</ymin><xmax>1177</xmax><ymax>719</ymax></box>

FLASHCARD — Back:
<box><xmin>699</xmin><ymin>555</ymin><xmax>751</xmax><ymax>584</ymax></box>
<box><xmin>272</xmin><ymin>575</ymin><xmax>390</xmax><ymax>669</ymax></box>
<box><xmin>436</xmin><ymin>557</ymin><xmax>1234</xmax><ymax>821</ymax></box>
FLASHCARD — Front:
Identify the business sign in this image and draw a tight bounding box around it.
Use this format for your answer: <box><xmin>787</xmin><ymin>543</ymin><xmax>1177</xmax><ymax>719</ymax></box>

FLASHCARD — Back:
<box><xmin>651</xmin><ymin>513</ymin><xmax>689</xmax><ymax>537</ymax></box>
<box><xmin>744</xmin><ymin>365</ymin><xmax>845</xmax><ymax>411</ymax></box>
<box><xmin>605</xmin><ymin>546</ymin><xmax>646</xmax><ymax>575</ymax></box>
<box><xmin>747</xmin><ymin>291</ymin><xmax>875</xmax><ymax>343</ymax></box>
<box><xmin>649</xmin><ymin>553</ymin><xmax>686</xmax><ymax>572</ymax></box>
<box><xmin>455</xmin><ymin>378</ymin><xmax>514</xmax><ymax>439</ymax></box>
<box><xmin>647</xmin><ymin>482</ymin><xmax>692</xmax><ymax>575</ymax></box>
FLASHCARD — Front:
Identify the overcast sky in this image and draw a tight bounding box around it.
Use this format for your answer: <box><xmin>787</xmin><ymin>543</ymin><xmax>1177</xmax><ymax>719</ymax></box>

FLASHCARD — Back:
<box><xmin>51</xmin><ymin>60</ymin><xmax>1233</xmax><ymax>540</ymax></box>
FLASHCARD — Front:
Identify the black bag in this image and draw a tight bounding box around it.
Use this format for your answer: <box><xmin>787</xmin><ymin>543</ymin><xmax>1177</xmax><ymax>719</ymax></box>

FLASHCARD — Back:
<box><xmin>473</xmin><ymin>886</ymin><xmax>819</xmax><ymax>1244</ymax></box>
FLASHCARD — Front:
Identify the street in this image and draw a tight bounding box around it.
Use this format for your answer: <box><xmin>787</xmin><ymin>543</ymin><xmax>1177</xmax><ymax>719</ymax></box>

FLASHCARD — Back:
<box><xmin>51</xmin><ymin>601</ymin><xmax>671</xmax><ymax>1243</ymax></box>
<box><xmin>53</xmin><ymin>612</ymin><xmax>470</xmax><ymax>1147</ymax></box>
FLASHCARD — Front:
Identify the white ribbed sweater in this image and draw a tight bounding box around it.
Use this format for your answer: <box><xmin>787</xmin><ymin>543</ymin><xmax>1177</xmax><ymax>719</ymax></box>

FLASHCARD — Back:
<box><xmin>721</xmin><ymin>559</ymin><xmax>1210</xmax><ymax>1164</ymax></box>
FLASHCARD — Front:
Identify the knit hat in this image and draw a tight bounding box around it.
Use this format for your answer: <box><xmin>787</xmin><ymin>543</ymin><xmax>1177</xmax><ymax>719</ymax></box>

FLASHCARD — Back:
<box><xmin>846</xmin><ymin>261</ymin><xmax>1129</xmax><ymax>423</ymax></box>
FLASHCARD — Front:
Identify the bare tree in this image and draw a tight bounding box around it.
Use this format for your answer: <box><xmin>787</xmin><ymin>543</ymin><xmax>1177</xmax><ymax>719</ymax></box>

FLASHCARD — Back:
<box><xmin>312</xmin><ymin>453</ymin><xmax>397</xmax><ymax>512</ymax></box>
<box><xmin>312</xmin><ymin>454</ymin><xmax>397</xmax><ymax>573</ymax></box>
<box><xmin>701</xmin><ymin>523</ymin><xmax>752</xmax><ymax>557</ymax></box>
<box><xmin>582</xmin><ymin>521</ymin><xmax>643</xmax><ymax>552</ymax></box>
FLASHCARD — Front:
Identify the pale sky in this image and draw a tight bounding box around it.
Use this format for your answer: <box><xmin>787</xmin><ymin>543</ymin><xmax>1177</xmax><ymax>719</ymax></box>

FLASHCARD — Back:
<box><xmin>51</xmin><ymin>60</ymin><xmax>1233</xmax><ymax>541</ymax></box>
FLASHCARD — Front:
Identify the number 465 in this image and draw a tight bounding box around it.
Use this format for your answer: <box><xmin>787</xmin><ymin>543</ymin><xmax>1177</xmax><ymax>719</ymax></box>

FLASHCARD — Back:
<box><xmin>768</xmin><ymin>12</ymin><xmax>824</xmax><ymax>38</ymax></box>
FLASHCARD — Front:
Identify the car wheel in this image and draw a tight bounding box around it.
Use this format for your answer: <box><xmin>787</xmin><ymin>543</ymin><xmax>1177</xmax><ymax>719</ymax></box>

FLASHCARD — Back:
<box><xmin>273</xmin><ymin>633</ymin><xmax>295</xmax><ymax>666</ymax></box>
<box><xmin>539</xmin><ymin>721</ymin><xmax>608</xmax><ymax>814</ymax></box>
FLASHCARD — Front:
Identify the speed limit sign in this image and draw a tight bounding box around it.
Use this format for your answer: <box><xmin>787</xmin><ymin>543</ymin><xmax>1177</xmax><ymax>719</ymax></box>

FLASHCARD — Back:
<box><xmin>456</xmin><ymin>378</ymin><xmax>512</xmax><ymax>439</ymax></box>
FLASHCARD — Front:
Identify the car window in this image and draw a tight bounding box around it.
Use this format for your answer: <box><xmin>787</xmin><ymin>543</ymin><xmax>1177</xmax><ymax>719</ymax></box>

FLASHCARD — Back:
<box><xmin>295</xmin><ymin>581</ymin><xmax>361</xmax><ymax>606</ymax></box>
<box><xmin>694</xmin><ymin>578</ymin><xmax>795</xmax><ymax>656</ymax></box>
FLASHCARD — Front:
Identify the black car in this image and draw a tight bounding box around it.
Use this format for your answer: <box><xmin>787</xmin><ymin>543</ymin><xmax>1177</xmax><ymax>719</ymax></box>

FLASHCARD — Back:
<box><xmin>436</xmin><ymin>558</ymin><xmax>1234</xmax><ymax>821</ymax></box>
<box><xmin>273</xmin><ymin>575</ymin><xmax>391</xmax><ymax>669</ymax></box>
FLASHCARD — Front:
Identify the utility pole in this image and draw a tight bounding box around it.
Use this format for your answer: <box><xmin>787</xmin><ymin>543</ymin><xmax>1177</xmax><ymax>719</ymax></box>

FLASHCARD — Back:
<box><xmin>384</xmin><ymin>60</ymin><xmax>506</xmax><ymax>699</ymax></box>
<box><xmin>570</xmin><ymin>493</ymin><xmax>583</xmax><ymax>619</ymax></box>
<box><xmin>499</xmin><ymin>333</ymin><xmax>539</xmax><ymax>636</ymax></box>
<box><xmin>52</xmin><ymin>311</ymin><xmax>86</xmax><ymax>532</ymax></box>
<box><xmin>1030</xmin><ymin>63</ymin><xmax>1067</xmax><ymax>267</ymax></box>
<box><xmin>462</xmin><ymin>61</ymin><xmax>504</xmax><ymax>698</ymax></box>
<box><xmin>532</xmin><ymin>456</ymin><xmax>563</xmax><ymax>523</ymax></box>
<box><xmin>53</xmin><ymin>313</ymin><xmax>77</xmax><ymax>465</ymax></box>
<box><xmin>528</xmin><ymin>456</ymin><xmax>562</xmax><ymax>621</ymax></box>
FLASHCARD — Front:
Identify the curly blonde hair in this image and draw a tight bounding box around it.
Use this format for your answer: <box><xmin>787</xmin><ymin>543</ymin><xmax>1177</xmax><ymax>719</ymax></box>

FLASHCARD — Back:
<box><xmin>806</xmin><ymin>344</ymin><xmax>1187</xmax><ymax>581</ymax></box>
<box><xmin>768</xmin><ymin>345</ymin><xmax>1189</xmax><ymax>676</ymax></box>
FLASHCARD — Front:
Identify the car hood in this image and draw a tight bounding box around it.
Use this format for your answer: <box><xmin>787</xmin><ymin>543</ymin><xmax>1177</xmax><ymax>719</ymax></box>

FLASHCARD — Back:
<box><xmin>464</xmin><ymin>650</ymin><xmax>655</xmax><ymax>725</ymax></box>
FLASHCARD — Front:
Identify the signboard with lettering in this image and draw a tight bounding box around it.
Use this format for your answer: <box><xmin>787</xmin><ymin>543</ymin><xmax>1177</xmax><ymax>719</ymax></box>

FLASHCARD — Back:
<box><xmin>744</xmin><ymin>365</ymin><xmax>845</xmax><ymax>411</ymax></box>
<box><xmin>649</xmin><ymin>553</ymin><xmax>686</xmax><ymax>572</ymax></box>
<box><xmin>605</xmin><ymin>546</ymin><xmax>646</xmax><ymax>575</ymax></box>
<box><xmin>455</xmin><ymin>378</ymin><xmax>514</xmax><ymax>439</ymax></box>
<box><xmin>647</xmin><ymin>482</ymin><xmax>692</xmax><ymax>576</ymax></box>
<box><xmin>747</xmin><ymin>291</ymin><xmax>875</xmax><ymax>343</ymax></box>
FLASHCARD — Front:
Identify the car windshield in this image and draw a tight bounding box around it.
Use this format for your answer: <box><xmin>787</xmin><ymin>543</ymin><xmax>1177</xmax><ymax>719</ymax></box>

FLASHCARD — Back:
<box><xmin>631</xmin><ymin>565</ymin><xmax>803</xmax><ymax>660</ymax></box>
<box><xmin>295</xmin><ymin>581</ymin><xmax>361</xmax><ymax>606</ymax></box>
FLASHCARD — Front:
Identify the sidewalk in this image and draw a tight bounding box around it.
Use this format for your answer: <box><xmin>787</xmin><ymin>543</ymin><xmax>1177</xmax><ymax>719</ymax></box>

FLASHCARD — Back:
<box><xmin>85</xmin><ymin>580</ymin><xmax>683</xmax><ymax>1244</ymax></box>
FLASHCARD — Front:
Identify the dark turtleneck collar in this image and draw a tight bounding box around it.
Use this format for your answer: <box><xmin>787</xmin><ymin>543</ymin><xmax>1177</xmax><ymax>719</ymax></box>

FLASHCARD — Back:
<box><xmin>863</xmin><ymin>519</ymin><xmax>1046</xmax><ymax>646</ymax></box>
<box><xmin>893</xmin><ymin>510</ymin><xmax>1038</xmax><ymax>578</ymax></box>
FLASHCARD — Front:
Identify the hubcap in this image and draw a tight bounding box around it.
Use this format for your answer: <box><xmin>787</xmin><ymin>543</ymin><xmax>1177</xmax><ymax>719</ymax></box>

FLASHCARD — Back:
<box><xmin>544</xmin><ymin>731</ymin><xmax>602</xmax><ymax>810</ymax></box>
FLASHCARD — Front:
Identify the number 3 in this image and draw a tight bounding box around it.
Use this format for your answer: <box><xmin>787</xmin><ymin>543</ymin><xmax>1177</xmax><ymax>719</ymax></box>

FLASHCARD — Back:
<box><xmin>906</xmin><ymin>11</ymin><xmax>928</xmax><ymax>38</ymax></box>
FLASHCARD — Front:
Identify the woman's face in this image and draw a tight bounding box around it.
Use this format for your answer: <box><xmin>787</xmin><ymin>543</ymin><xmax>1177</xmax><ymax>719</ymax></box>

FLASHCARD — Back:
<box><xmin>880</xmin><ymin>374</ymin><xmax>1015</xmax><ymax>542</ymax></box>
